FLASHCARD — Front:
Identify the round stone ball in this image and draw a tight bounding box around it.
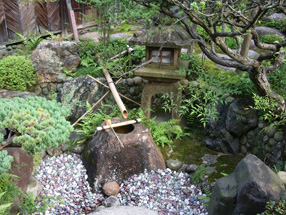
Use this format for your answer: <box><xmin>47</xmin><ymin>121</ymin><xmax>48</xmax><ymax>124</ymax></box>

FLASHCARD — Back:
<box><xmin>102</xmin><ymin>181</ymin><xmax>120</xmax><ymax>196</ymax></box>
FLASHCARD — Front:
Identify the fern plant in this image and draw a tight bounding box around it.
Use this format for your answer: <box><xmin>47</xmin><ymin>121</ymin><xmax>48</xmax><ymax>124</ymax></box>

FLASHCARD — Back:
<box><xmin>0</xmin><ymin>192</ymin><xmax>12</xmax><ymax>215</ymax></box>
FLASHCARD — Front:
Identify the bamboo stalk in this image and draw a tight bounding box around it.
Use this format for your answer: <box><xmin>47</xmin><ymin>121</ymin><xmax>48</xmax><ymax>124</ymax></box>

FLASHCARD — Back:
<box><xmin>72</xmin><ymin>77</ymin><xmax>122</xmax><ymax>127</ymax></box>
<box><xmin>97</xmin><ymin>119</ymin><xmax>141</xmax><ymax>131</ymax></box>
<box><xmin>102</xmin><ymin>68</ymin><xmax>128</xmax><ymax>118</ymax></box>
<box><xmin>87</xmin><ymin>75</ymin><xmax>141</xmax><ymax>106</ymax></box>
<box><xmin>110</xmin><ymin>45</ymin><xmax>134</xmax><ymax>60</ymax></box>
<box><xmin>105</xmin><ymin>119</ymin><xmax>124</xmax><ymax>148</ymax></box>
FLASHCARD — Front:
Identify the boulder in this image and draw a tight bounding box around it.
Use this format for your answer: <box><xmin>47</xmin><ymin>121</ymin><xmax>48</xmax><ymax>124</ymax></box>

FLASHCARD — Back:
<box><xmin>0</xmin><ymin>89</ymin><xmax>36</xmax><ymax>99</ymax></box>
<box><xmin>265</xmin><ymin>13</ymin><xmax>286</xmax><ymax>22</ymax></box>
<box><xmin>26</xmin><ymin>176</ymin><xmax>44</xmax><ymax>200</ymax></box>
<box><xmin>208</xmin><ymin>154</ymin><xmax>286</xmax><ymax>215</ymax></box>
<box><xmin>31</xmin><ymin>41</ymin><xmax>81</xmax><ymax>83</ymax></box>
<box><xmin>58</xmin><ymin>77</ymin><xmax>107</xmax><ymax>122</ymax></box>
<box><xmin>225</xmin><ymin>99</ymin><xmax>258</xmax><ymax>137</ymax></box>
<box><xmin>255</xmin><ymin>26</ymin><xmax>285</xmax><ymax>38</ymax></box>
<box><xmin>82</xmin><ymin>118</ymin><xmax>166</xmax><ymax>188</ymax></box>
<box><xmin>6</xmin><ymin>147</ymin><xmax>33</xmax><ymax>191</ymax></box>
<box><xmin>90</xmin><ymin>206</ymin><xmax>158</xmax><ymax>215</ymax></box>
<box><xmin>102</xmin><ymin>196</ymin><xmax>120</xmax><ymax>207</ymax></box>
<box><xmin>165</xmin><ymin>159</ymin><xmax>183</xmax><ymax>171</ymax></box>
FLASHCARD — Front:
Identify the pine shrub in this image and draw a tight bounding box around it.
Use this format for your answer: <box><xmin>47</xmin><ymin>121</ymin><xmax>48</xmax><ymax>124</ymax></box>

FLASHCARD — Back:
<box><xmin>0</xmin><ymin>56</ymin><xmax>36</xmax><ymax>91</ymax></box>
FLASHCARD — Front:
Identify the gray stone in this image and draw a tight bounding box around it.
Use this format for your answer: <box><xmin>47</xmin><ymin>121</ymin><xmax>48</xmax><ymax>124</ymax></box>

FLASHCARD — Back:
<box><xmin>265</xmin><ymin>126</ymin><xmax>277</xmax><ymax>137</ymax></box>
<box><xmin>0</xmin><ymin>45</ymin><xmax>6</xmax><ymax>50</ymax></box>
<box><xmin>26</xmin><ymin>176</ymin><xmax>44</xmax><ymax>200</ymax></box>
<box><xmin>31</xmin><ymin>41</ymin><xmax>80</xmax><ymax>83</ymax></box>
<box><xmin>110</xmin><ymin>33</ymin><xmax>132</xmax><ymax>40</ymax></box>
<box><xmin>240</xmin><ymin>135</ymin><xmax>247</xmax><ymax>145</ymax></box>
<box><xmin>263</xmin><ymin>135</ymin><xmax>269</xmax><ymax>144</ymax></box>
<box><xmin>266</xmin><ymin>13</ymin><xmax>286</xmax><ymax>22</ymax></box>
<box><xmin>166</xmin><ymin>159</ymin><xmax>183</xmax><ymax>170</ymax></box>
<box><xmin>258</xmin><ymin>121</ymin><xmax>266</xmax><ymax>129</ymax></box>
<box><xmin>177</xmin><ymin>163</ymin><xmax>187</xmax><ymax>173</ymax></box>
<box><xmin>274</xmin><ymin>131</ymin><xmax>285</xmax><ymax>142</ymax></box>
<box><xmin>127</xmin><ymin>78</ymin><xmax>134</xmax><ymax>86</ymax></box>
<box><xmin>133</xmin><ymin>76</ymin><xmax>143</xmax><ymax>85</ymax></box>
<box><xmin>208</xmin><ymin>154</ymin><xmax>285</xmax><ymax>215</ymax></box>
<box><xmin>39</xmin><ymin>150</ymin><xmax>47</xmax><ymax>159</ymax></box>
<box><xmin>0</xmin><ymin>129</ymin><xmax>7</xmax><ymax>137</ymax></box>
<box><xmin>269</xmin><ymin>138</ymin><xmax>277</xmax><ymax>146</ymax></box>
<box><xmin>70</xmin><ymin>146</ymin><xmax>83</xmax><ymax>154</ymax></box>
<box><xmin>185</xmin><ymin>164</ymin><xmax>199</xmax><ymax>174</ymax></box>
<box><xmin>61</xmin><ymin>144</ymin><xmax>70</xmax><ymax>152</ymax></box>
<box><xmin>46</xmin><ymin>147</ymin><xmax>62</xmax><ymax>157</ymax></box>
<box><xmin>0</xmin><ymin>89</ymin><xmax>36</xmax><ymax>99</ymax></box>
<box><xmin>225</xmin><ymin>99</ymin><xmax>258</xmax><ymax>137</ymax></box>
<box><xmin>90</xmin><ymin>206</ymin><xmax>158</xmax><ymax>215</ymax></box>
<box><xmin>241</xmin><ymin>145</ymin><xmax>247</xmax><ymax>154</ymax></box>
<box><xmin>255</xmin><ymin>26</ymin><xmax>285</xmax><ymax>38</ymax></box>
<box><xmin>42</xmin><ymin>87</ymin><xmax>49</xmax><ymax>95</ymax></box>
<box><xmin>102</xmin><ymin>196</ymin><xmax>120</xmax><ymax>207</ymax></box>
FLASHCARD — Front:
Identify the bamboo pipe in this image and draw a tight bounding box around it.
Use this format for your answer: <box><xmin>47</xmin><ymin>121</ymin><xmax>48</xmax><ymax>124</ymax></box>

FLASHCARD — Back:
<box><xmin>97</xmin><ymin>119</ymin><xmax>142</xmax><ymax>131</ymax></box>
<box><xmin>102</xmin><ymin>68</ymin><xmax>128</xmax><ymax>118</ymax></box>
<box><xmin>87</xmin><ymin>75</ymin><xmax>141</xmax><ymax>106</ymax></box>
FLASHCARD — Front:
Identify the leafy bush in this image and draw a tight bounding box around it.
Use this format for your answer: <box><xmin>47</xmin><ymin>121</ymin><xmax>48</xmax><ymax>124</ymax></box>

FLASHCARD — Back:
<box><xmin>0</xmin><ymin>192</ymin><xmax>12</xmax><ymax>215</ymax></box>
<box><xmin>172</xmin><ymin>55</ymin><xmax>255</xmax><ymax>126</ymax></box>
<box><xmin>0</xmin><ymin>96</ymin><xmax>73</xmax><ymax>154</ymax></box>
<box><xmin>259</xmin><ymin>200</ymin><xmax>286</xmax><ymax>215</ymax></box>
<box><xmin>268</xmin><ymin>64</ymin><xmax>286</xmax><ymax>98</ymax></box>
<box><xmin>131</xmin><ymin>45</ymin><xmax>145</xmax><ymax>64</ymax></box>
<box><xmin>225</xmin><ymin>37</ymin><xmax>238</xmax><ymax>49</ymax></box>
<box><xmin>260</xmin><ymin>34</ymin><xmax>284</xmax><ymax>44</ymax></box>
<box><xmin>0</xmin><ymin>56</ymin><xmax>36</xmax><ymax>91</ymax></box>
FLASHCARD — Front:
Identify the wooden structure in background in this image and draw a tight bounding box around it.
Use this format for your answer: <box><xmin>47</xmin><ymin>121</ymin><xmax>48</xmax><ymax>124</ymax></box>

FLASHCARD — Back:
<box><xmin>0</xmin><ymin>0</ymin><xmax>97</xmax><ymax>44</ymax></box>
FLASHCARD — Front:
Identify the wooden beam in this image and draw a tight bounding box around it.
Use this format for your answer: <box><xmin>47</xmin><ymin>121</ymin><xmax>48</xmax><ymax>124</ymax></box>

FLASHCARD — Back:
<box><xmin>65</xmin><ymin>0</ymin><xmax>78</xmax><ymax>41</ymax></box>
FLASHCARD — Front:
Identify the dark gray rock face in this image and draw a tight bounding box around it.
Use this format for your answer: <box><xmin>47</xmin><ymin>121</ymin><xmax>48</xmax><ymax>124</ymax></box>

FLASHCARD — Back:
<box><xmin>82</xmin><ymin>118</ymin><xmax>166</xmax><ymax>188</ymax></box>
<box><xmin>205</xmin><ymin>98</ymin><xmax>257</xmax><ymax>154</ymax></box>
<box><xmin>58</xmin><ymin>76</ymin><xmax>107</xmax><ymax>122</ymax></box>
<box><xmin>225</xmin><ymin>99</ymin><xmax>258</xmax><ymax>137</ymax></box>
<box><xmin>208</xmin><ymin>154</ymin><xmax>286</xmax><ymax>215</ymax></box>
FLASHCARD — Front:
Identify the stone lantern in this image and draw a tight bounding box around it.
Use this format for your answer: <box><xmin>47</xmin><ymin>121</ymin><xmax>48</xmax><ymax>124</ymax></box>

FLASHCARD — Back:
<box><xmin>129</xmin><ymin>24</ymin><xmax>192</xmax><ymax>119</ymax></box>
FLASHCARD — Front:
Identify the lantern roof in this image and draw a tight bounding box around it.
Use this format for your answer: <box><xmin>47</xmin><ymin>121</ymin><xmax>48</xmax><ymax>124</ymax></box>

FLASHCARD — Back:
<box><xmin>129</xmin><ymin>24</ymin><xmax>192</xmax><ymax>48</ymax></box>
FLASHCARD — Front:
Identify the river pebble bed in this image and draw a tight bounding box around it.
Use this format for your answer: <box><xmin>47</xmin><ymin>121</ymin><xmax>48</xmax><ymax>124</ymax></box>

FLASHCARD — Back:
<box><xmin>35</xmin><ymin>153</ymin><xmax>208</xmax><ymax>215</ymax></box>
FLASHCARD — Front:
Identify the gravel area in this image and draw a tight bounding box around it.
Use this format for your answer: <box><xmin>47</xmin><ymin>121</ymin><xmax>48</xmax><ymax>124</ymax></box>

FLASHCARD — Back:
<box><xmin>35</xmin><ymin>153</ymin><xmax>208</xmax><ymax>215</ymax></box>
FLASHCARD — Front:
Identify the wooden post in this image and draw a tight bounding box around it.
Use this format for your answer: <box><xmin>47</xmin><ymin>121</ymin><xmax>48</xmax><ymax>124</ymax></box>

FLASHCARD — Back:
<box><xmin>65</xmin><ymin>0</ymin><xmax>79</xmax><ymax>41</ymax></box>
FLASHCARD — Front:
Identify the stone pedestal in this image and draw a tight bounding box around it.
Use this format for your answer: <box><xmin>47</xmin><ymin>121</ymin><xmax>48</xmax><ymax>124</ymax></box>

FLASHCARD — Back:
<box><xmin>141</xmin><ymin>81</ymin><xmax>182</xmax><ymax>120</ymax></box>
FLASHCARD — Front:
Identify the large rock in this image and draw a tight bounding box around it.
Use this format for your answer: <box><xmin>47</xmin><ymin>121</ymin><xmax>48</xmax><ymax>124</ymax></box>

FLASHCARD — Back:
<box><xmin>225</xmin><ymin>99</ymin><xmax>258</xmax><ymax>137</ymax></box>
<box><xmin>31</xmin><ymin>41</ymin><xmax>81</xmax><ymax>83</ymax></box>
<box><xmin>0</xmin><ymin>89</ymin><xmax>36</xmax><ymax>99</ymax></box>
<box><xmin>208</xmin><ymin>154</ymin><xmax>286</xmax><ymax>215</ymax></box>
<box><xmin>205</xmin><ymin>98</ymin><xmax>258</xmax><ymax>154</ymax></box>
<box><xmin>265</xmin><ymin>13</ymin><xmax>286</xmax><ymax>22</ymax></box>
<box><xmin>255</xmin><ymin>26</ymin><xmax>285</xmax><ymax>38</ymax></box>
<box><xmin>82</xmin><ymin>118</ymin><xmax>166</xmax><ymax>188</ymax></box>
<box><xmin>6</xmin><ymin>147</ymin><xmax>33</xmax><ymax>191</ymax></box>
<box><xmin>58</xmin><ymin>77</ymin><xmax>108</xmax><ymax>122</ymax></box>
<box><xmin>90</xmin><ymin>206</ymin><xmax>158</xmax><ymax>215</ymax></box>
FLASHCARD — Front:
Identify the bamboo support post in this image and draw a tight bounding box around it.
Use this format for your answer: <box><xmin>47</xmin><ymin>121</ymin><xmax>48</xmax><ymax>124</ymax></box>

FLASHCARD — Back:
<box><xmin>105</xmin><ymin>119</ymin><xmax>125</xmax><ymax>148</ymax></box>
<box><xmin>110</xmin><ymin>45</ymin><xmax>134</xmax><ymax>60</ymax></box>
<box><xmin>87</xmin><ymin>75</ymin><xmax>141</xmax><ymax>106</ymax></box>
<box><xmin>72</xmin><ymin>78</ymin><xmax>122</xmax><ymax>127</ymax></box>
<box><xmin>97</xmin><ymin>119</ymin><xmax>141</xmax><ymax>131</ymax></box>
<box><xmin>102</xmin><ymin>68</ymin><xmax>128</xmax><ymax>118</ymax></box>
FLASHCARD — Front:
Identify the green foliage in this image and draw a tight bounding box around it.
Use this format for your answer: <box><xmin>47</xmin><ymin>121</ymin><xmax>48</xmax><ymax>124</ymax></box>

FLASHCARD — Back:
<box><xmin>131</xmin><ymin>45</ymin><xmax>146</xmax><ymax>63</ymax></box>
<box><xmin>77</xmin><ymin>39</ymin><xmax>132</xmax><ymax>77</ymax></box>
<box><xmin>0</xmin><ymin>151</ymin><xmax>13</xmax><ymax>175</ymax></box>
<box><xmin>68</xmin><ymin>66</ymin><xmax>104</xmax><ymax>78</ymax></box>
<box><xmin>259</xmin><ymin>200</ymin><xmax>286</xmax><ymax>215</ymax></box>
<box><xmin>44</xmin><ymin>31</ymin><xmax>73</xmax><ymax>41</ymax></box>
<box><xmin>225</xmin><ymin>37</ymin><xmax>238</xmax><ymax>49</ymax></box>
<box><xmin>0</xmin><ymin>56</ymin><xmax>36</xmax><ymax>91</ymax></box>
<box><xmin>260</xmin><ymin>34</ymin><xmax>284</xmax><ymax>44</ymax></box>
<box><xmin>0</xmin><ymin>192</ymin><xmax>12</xmax><ymax>215</ymax></box>
<box><xmin>19</xmin><ymin>193</ymin><xmax>53</xmax><ymax>215</ymax></box>
<box><xmin>251</xmin><ymin>94</ymin><xmax>286</xmax><ymax>127</ymax></box>
<box><xmin>77</xmin><ymin>105</ymin><xmax>185</xmax><ymax>148</ymax></box>
<box><xmin>173</xmin><ymin>55</ymin><xmax>255</xmax><ymax>127</ymax></box>
<box><xmin>190</xmin><ymin>166</ymin><xmax>207</xmax><ymax>184</ymax></box>
<box><xmin>0</xmin><ymin>172</ymin><xmax>20</xmax><ymax>215</ymax></box>
<box><xmin>0</xmin><ymin>96</ymin><xmax>73</xmax><ymax>154</ymax></box>
<box><xmin>268</xmin><ymin>64</ymin><xmax>286</xmax><ymax>98</ymax></box>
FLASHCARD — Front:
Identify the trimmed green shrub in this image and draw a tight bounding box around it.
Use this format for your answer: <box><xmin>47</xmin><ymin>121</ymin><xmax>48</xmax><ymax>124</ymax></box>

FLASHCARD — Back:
<box><xmin>0</xmin><ymin>151</ymin><xmax>13</xmax><ymax>175</ymax></box>
<box><xmin>260</xmin><ymin>34</ymin><xmax>284</xmax><ymax>44</ymax></box>
<box><xmin>0</xmin><ymin>56</ymin><xmax>36</xmax><ymax>91</ymax></box>
<box><xmin>0</xmin><ymin>96</ymin><xmax>73</xmax><ymax>154</ymax></box>
<box><xmin>259</xmin><ymin>19</ymin><xmax>286</xmax><ymax>34</ymax></box>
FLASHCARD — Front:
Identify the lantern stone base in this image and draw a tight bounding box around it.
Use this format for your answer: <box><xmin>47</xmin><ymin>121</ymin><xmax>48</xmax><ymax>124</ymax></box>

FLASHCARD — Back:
<box><xmin>141</xmin><ymin>81</ymin><xmax>182</xmax><ymax>120</ymax></box>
